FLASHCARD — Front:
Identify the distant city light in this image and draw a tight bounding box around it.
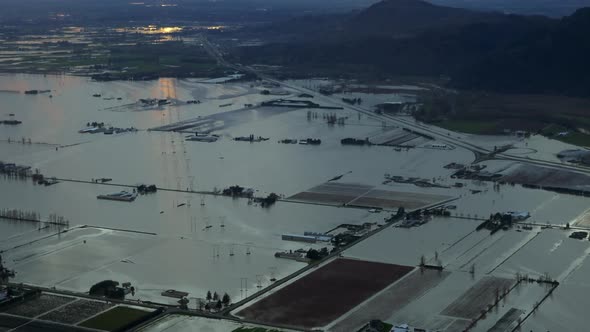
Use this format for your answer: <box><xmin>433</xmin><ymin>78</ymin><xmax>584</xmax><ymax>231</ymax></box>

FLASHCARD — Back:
<box><xmin>114</xmin><ymin>26</ymin><xmax>183</xmax><ymax>34</ymax></box>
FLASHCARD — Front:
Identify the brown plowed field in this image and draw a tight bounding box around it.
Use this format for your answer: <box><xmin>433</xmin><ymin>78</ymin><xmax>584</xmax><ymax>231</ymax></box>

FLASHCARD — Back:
<box><xmin>237</xmin><ymin>258</ymin><xmax>414</xmax><ymax>329</ymax></box>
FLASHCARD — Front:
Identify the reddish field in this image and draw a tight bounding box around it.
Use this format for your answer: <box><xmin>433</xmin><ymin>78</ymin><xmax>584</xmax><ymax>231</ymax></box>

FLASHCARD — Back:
<box><xmin>330</xmin><ymin>269</ymin><xmax>450</xmax><ymax>332</ymax></box>
<box><xmin>237</xmin><ymin>258</ymin><xmax>414</xmax><ymax>329</ymax></box>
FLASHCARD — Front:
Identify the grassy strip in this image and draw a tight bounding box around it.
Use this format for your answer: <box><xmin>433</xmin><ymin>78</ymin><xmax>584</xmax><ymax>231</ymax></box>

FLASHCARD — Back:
<box><xmin>552</xmin><ymin>132</ymin><xmax>590</xmax><ymax>147</ymax></box>
<box><xmin>433</xmin><ymin>119</ymin><xmax>590</xmax><ymax>147</ymax></box>
<box><xmin>541</xmin><ymin>124</ymin><xmax>590</xmax><ymax>147</ymax></box>
<box><xmin>434</xmin><ymin>119</ymin><xmax>501</xmax><ymax>135</ymax></box>
<box><xmin>381</xmin><ymin>323</ymin><xmax>393</xmax><ymax>332</ymax></box>
<box><xmin>78</xmin><ymin>306</ymin><xmax>152</xmax><ymax>331</ymax></box>
<box><xmin>232</xmin><ymin>327</ymin><xmax>284</xmax><ymax>332</ymax></box>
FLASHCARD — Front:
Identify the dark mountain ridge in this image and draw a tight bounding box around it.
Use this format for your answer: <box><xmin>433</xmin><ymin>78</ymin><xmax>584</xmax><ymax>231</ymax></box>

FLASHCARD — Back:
<box><xmin>342</xmin><ymin>0</ymin><xmax>505</xmax><ymax>38</ymax></box>
<box><xmin>430</xmin><ymin>0</ymin><xmax>589</xmax><ymax>17</ymax></box>
<box><xmin>234</xmin><ymin>0</ymin><xmax>590</xmax><ymax>97</ymax></box>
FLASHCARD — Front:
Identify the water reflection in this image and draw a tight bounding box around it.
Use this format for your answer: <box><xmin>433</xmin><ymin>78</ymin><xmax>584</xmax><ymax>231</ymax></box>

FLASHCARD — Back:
<box><xmin>154</xmin><ymin>77</ymin><xmax>177</xmax><ymax>99</ymax></box>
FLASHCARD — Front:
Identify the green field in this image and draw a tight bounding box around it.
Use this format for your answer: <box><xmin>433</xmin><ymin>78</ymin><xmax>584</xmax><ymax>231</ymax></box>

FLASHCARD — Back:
<box><xmin>540</xmin><ymin>124</ymin><xmax>590</xmax><ymax>147</ymax></box>
<box><xmin>435</xmin><ymin>119</ymin><xmax>501</xmax><ymax>135</ymax></box>
<box><xmin>551</xmin><ymin>132</ymin><xmax>590</xmax><ymax>147</ymax></box>
<box><xmin>79</xmin><ymin>306</ymin><xmax>152</xmax><ymax>331</ymax></box>
<box><xmin>232</xmin><ymin>327</ymin><xmax>284</xmax><ymax>332</ymax></box>
<box><xmin>381</xmin><ymin>323</ymin><xmax>393</xmax><ymax>332</ymax></box>
<box><xmin>417</xmin><ymin>91</ymin><xmax>590</xmax><ymax>148</ymax></box>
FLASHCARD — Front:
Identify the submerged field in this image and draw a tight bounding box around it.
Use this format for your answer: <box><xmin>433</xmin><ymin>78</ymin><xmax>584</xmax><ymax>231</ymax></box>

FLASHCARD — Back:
<box><xmin>2</xmin><ymin>74</ymin><xmax>590</xmax><ymax>332</ymax></box>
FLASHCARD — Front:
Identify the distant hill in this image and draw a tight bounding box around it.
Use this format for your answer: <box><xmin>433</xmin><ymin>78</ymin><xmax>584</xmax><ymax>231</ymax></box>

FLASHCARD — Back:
<box><xmin>342</xmin><ymin>0</ymin><xmax>503</xmax><ymax>38</ymax></box>
<box><xmin>254</xmin><ymin>0</ymin><xmax>504</xmax><ymax>40</ymax></box>
<box><xmin>234</xmin><ymin>0</ymin><xmax>590</xmax><ymax>97</ymax></box>
<box><xmin>430</xmin><ymin>0</ymin><xmax>589</xmax><ymax>17</ymax></box>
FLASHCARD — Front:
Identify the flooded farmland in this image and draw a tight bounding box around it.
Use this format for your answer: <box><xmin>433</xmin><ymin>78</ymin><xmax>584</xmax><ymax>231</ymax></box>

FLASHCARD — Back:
<box><xmin>2</xmin><ymin>73</ymin><xmax>590</xmax><ymax>331</ymax></box>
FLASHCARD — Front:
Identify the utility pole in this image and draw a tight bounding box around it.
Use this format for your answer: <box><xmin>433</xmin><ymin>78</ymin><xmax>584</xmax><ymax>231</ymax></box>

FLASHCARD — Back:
<box><xmin>240</xmin><ymin>278</ymin><xmax>248</xmax><ymax>299</ymax></box>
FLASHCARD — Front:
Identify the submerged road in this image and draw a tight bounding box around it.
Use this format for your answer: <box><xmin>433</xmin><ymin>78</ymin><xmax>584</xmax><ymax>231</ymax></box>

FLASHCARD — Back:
<box><xmin>45</xmin><ymin>176</ymin><xmax>400</xmax><ymax>212</ymax></box>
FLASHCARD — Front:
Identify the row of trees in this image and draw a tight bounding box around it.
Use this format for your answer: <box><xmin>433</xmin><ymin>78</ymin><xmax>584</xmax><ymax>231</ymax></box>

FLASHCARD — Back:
<box><xmin>306</xmin><ymin>247</ymin><xmax>330</xmax><ymax>261</ymax></box>
<box><xmin>258</xmin><ymin>193</ymin><xmax>279</xmax><ymax>208</ymax></box>
<box><xmin>204</xmin><ymin>291</ymin><xmax>231</xmax><ymax>311</ymax></box>
<box><xmin>0</xmin><ymin>208</ymin><xmax>41</xmax><ymax>222</ymax></box>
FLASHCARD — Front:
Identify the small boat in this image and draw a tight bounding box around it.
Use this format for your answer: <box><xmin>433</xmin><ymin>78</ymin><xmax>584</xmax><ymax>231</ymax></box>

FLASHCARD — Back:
<box><xmin>97</xmin><ymin>191</ymin><xmax>137</xmax><ymax>202</ymax></box>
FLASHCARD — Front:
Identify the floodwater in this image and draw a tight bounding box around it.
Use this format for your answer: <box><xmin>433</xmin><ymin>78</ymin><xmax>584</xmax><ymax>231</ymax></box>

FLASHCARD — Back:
<box><xmin>346</xmin><ymin>219</ymin><xmax>590</xmax><ymax>330</ymax></box>
<box><xmin>2</xmin><ymin>226</ymin><xmax>304</xmax><ymax>304</ymax></box>
<box><xmin>343</xmin><ymin>217</ymin><xmax>479</xmax><ymax>267</ymax></box>
<box><xmin>388</xmin><ymin>271</ymin><xmax>549</xmax><ymax>331</ymax></box>
<box><xmin>3</xmin><ymin>74</ymin><xmax>590</xmax><ymax>327</ymax></box>
<box><xmin>0</xmin><ymin>179</ymin><xmax>369</xmax><ymax>303</ymax></box>
<box><xmin>452</xmin><ymin>184</ymin><xmax>590</xmax><ymax>226</ymax></box>
<box><xmin>496</xmin><ymin>229</ymin><xmax>590</xmax><ymax>280</ymax></box>
<box><xmin>1</xmin><ymin>73</ymin><xmax>470</xmax><ymax>305</ymax></box>
<box><xmin>0</xmin><ymin>74</ymin><xmax>473</xmax><ymax>195</ymax></box>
